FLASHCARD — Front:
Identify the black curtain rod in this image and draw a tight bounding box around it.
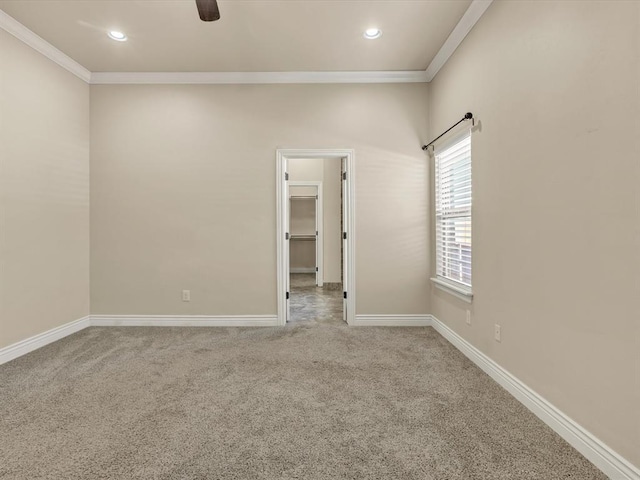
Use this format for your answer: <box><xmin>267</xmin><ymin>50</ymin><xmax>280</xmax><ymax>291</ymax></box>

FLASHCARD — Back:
<box><xmin>422</xmin><ymin>112</ymin><xmax>473</xmax><ymax>152</ymax></box>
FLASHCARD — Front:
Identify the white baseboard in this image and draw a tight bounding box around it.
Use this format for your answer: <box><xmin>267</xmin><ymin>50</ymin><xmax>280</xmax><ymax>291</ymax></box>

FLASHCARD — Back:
<box><xmin>3</xmin><ymin>310</ymin><xmax>636</xmax><ymax>479</ymax></box>
<box><xmin>0</xmin><ymin>315</ymin><xmax>91</xmax><ymax>365</ymax></box>
<box><xmin>90</xmin><ymin>315</ymin><xmax>279</xmax><ymax>327</ymax></box>
<box><xmin>290</xmin><ymin>268</ymin><xmax>316</xmax><ymax>274</ymax></box>
<box><xmin>352</xmin><ymin>314</ymin><xmax>432</xmax><ymax>327</ymax></box>
<box><xmin>429</xmin><ymin>315</ymin><xmax>640</xmax><ymax>480</ymax></box>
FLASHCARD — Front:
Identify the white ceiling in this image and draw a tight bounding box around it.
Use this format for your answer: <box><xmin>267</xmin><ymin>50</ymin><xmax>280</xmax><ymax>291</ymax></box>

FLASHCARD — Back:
<box><xmin>0</xmin><ymin>0</ymin><xmax>473</xmax><ymax>73</ymax></box>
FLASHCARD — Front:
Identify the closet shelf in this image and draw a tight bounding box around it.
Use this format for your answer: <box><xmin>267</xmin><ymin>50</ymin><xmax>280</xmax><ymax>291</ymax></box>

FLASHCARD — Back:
<box><xmin>290</xmin><ymin>234</ymin><xmax>316</xmax><ymax>240</ymax></box>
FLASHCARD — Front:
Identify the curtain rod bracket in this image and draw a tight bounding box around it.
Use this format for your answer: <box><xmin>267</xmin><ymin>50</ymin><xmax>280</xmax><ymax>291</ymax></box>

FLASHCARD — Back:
<box><xmin>421</xmin><ymin>112</ymin><xmax>473</xmax><ymax>152</ymax></box>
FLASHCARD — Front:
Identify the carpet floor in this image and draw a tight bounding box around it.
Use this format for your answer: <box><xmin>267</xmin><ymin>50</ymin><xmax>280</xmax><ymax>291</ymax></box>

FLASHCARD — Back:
<box><xmin>0</xmin><ymin>309</ymin><xmax>605</xmax><ymax>478</ymax></box>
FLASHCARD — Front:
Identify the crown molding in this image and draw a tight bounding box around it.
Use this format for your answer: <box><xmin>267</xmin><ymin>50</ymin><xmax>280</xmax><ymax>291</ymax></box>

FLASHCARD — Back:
<box><xmin>425</xmin><ymin>0</ymin><xmax>494</xmax><ymax>82</ymax></box>
<box><xmin>89</xmin><ymin>70</ymin><xmax>429</xmax><ymax>85</ymax></box>
<box><xmin>0</xmin><ymin>9</ymin><xmax>91</xmax><ymax>83</ymax></box>
<box><xmin>2</xmin><ymin>0</ymin><xmax>491</xmax><ymax>86</ymax></box>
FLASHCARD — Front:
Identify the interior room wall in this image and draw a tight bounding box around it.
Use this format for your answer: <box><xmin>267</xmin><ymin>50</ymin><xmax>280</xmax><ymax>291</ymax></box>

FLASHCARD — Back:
<box><xmin>0</xmin><ymin>29</ymin><xmax>90</xmax><ymax>349</ymax></box>
<box><xmin>288</xmin><ymin>158</ymin><xmax>341</xmax><ymax>283</ymax></box>
<box><xmin>429</xmin><ymin>0</ymin><xmax>639</xmax><ymax>468</ymax></box>
<box><xmin>90</xmin><ymin>83</ymin><xmax>430</xmax><ymax>316</ymax></box>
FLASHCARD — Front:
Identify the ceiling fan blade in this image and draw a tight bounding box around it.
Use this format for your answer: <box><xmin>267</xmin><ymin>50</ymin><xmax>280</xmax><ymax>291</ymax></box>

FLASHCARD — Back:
<box><xmin>196</xmin><ymin>0</ymin><xmax>220</xmax><ymax>22</ymax></box>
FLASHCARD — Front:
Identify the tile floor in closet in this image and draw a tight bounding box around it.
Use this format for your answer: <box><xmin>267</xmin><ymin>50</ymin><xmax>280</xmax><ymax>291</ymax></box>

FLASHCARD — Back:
<box><xmin>289</xmin><ymin>273</ymin><xmax>343</xmax><ymax>324</ymax></box>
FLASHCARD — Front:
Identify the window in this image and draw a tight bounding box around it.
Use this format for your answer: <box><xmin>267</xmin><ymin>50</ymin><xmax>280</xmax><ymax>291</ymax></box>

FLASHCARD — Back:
<box><xmin>434</xmin><ymin>133</ymin><xmax>472</xmax><ymax>297</ymax></box>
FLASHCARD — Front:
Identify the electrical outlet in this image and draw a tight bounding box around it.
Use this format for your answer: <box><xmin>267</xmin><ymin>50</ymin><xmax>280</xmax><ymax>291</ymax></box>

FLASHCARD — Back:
<box><xmin>494</xmin><ymin>324</ymin><xmax>501</xmax><ymax>342</ymax></box>
<box><xmin>182</xmin><ymin>290</ymin><xmax>191</xmax><ymax>302</ymax></box>
<box><xmin>466</xmin><ymin>310</ymin><xmax>471</xmax><ymax>325</ymax></box>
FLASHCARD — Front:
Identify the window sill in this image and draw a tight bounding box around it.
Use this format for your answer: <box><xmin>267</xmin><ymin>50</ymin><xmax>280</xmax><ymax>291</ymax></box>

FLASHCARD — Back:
<box><xmin>430</xmin><ymin>277</ymin><xmax>473</xmax><ymax>303</ymax></box>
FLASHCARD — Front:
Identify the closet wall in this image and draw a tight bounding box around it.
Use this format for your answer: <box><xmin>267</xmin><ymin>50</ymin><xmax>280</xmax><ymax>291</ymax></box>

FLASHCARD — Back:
<box><xmin>288</xmin><ymin>158</ymin><xmax>341</xmax><ymax>284</ymax></box>
<box><xmin>289</xmin><ymin>187</ymin><xmax>317</xmax><ymax>273</ymax></box>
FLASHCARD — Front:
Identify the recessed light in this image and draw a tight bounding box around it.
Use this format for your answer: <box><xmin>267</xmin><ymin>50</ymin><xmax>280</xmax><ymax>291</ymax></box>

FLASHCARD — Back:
<box><xmin>364</xmin><ymin>28</ymin><xmax>382</xmax><ymax>40</ymax></box>
<box><xmin>108</xmin><ymin>30</ymin><xmax>127</xmax><ymax>42</ymax></box>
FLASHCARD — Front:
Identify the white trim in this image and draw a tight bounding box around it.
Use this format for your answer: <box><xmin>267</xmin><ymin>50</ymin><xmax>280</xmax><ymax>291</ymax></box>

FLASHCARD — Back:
<box><xmin>288</xmin><ymin>181</ymin><xmax>324</xmax><ymax>186</ymax></box>
<box><xmin>429</xmin><ymin>315</ymin><xmax>640</xmax><ymax>480</ymax></box>
<box><xmin>342</xmin><ymin>152</ymin><xmax>357</xmax><ymax>324</ymax></box>
<box><xmin>0</xmin><ymin>10</ymin><xmax>91</xmax><ymax>83</ymax></box>
<box><xmin>352</xmin><ymin>315</ymin><xmax>432</xmax><ymax>327</ymax></box>
<box><xmin>90</xmin><ymin>70</ymin><xmax>429</xmax><ymax>85</ymax></box>
<box><xmin>4</xmin><ymin>310</ymin><xmax>636</xmax><ymax>479</ymax></box>
<box><xmin>277</xmin><ymin>149</ymin><xmax>356</xmax><ymax>326</ymax></box>
<box><xmin>0</xmin><ymin>316</ymin><xmax>91</xmax><ymax>365</ymax></box>
<box><xmin>289</xmin><ymin>180</ymin><xmax>323</xmax><ymax>286</ymax></box>
<box><xmin>90</xmin><ymin>315</ymin><xmax>278</xmax><ymax>327</ymax></box>
<box><xmin>1</xmin><ymin>0</ymin><xmax>491</xmax><ymax>86</ymax></box>
<box><xmin>433</xmin><ymin>126</ymin><xmax>474</xmax><ymax>153</ymax></box>
<box><xmin>431</xmin><ymin>277</ymin><xmax>473</xmax><ymax>303</ymax></box>
<box><xmin>290</xmin><ymin>267</ymin><xmax>316</xmax><ymax>274</ymax></box>
<box><xmin>277</xmin><ymin>155</ymin><xmax>289</xmax><ymax>324</ymax></box>
<box><xmin>424</xmin><ymin>0</ymin><xmax>493</xmax><ymax>82</ymax></box>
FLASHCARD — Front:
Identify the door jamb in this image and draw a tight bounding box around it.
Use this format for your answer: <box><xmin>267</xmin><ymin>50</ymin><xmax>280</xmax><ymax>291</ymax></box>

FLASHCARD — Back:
<box><xmin>276</xmin><ymin>149</ymin><xmax>356</xmax><ymax>326</ymax></box>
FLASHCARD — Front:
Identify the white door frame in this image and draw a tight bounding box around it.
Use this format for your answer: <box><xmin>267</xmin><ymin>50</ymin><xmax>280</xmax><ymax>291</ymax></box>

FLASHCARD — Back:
<box><xmin>341</xmin><ymin>157</ymin><xmax>348</xmax><ymax>323</ymax></box>
<box><xmin>289</xmin><ymin>181</ymin><xmax>323</xmax><ymax>287</ymax></box>
<box><xmin>276</xmin><ymin>149</ymin><xmax>356</xmax><ymax>326</ymax></box>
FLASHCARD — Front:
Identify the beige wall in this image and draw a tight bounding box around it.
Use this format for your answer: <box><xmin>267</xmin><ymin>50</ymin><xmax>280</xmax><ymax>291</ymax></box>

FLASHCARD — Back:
<box><xmin>2</xmin><ymin>1</ymin><xmax>637</xmax><ymax>470</ymax></box>
<box><xmin>289</xmin><ymin>196</ymin><xmax>316</xmax><ymax>237</ymax></box>
<box><xmin>289</xmin><ymin>160</ymin><xmax>324</xmax><ymax>183</ymax></box>
<box><xmin>289</xmin><ymin>192</ymin><xmax>316</xmax><ymax>271</ymax></box>
<box><xmin>288</xmin><ymin>158</ymin><xmax>342</xmax><ymax>283</ymax></box>
<box><xmin>90</xmin><ymin>84</ymin><xmax>430</xmax><ymax>315</ymax></box>
<box><xmin>0</xmin><ymin>30</ymin><xmax>90</xmax><ymax>349</ymax></box>
<box><xmin>289</xmin><ymin>239</ymin><xmax>315</xmax><ymax>271</ymax></box>
<box><xmin>323</xmin><ymin>158</ymin><xmax>342</xmax><ymax>284</ymax></box>
<box><xmin>429</xmin><ymin>0</ymin><xmax>640</xmax><ymax>467</ymax></box>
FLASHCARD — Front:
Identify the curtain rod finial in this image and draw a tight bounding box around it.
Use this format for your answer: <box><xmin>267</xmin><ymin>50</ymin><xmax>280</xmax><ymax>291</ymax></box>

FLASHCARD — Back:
<box><xmin>465</xmin><ymin>112</ymin><xmax>473</xmax><ymax>120</ymax></box>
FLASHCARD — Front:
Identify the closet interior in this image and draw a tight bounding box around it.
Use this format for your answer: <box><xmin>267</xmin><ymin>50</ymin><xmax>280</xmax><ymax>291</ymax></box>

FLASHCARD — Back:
<box><xmin>289</xmin><ymin>186</ymin><xmax>320</xmax><ymax>286</ymax></box>
<box><xmin>287</xmin><ymin>157</ymin><xmax>344</xmax><ymax>323</ymax></box>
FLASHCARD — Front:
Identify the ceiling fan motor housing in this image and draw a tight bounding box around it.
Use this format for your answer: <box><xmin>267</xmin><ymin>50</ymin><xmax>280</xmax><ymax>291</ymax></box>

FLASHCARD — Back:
<box><xmin>196</xmin><ymin>0</ymin><xmax>220</xmax><ymax>22</ymax></box>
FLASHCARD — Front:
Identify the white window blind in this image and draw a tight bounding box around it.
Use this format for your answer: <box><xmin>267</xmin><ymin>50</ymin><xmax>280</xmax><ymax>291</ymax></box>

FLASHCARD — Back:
<box><xmin>435</xmin><ymin>133</ymin><xmax>472</xmax><ymax>288</ymax></box>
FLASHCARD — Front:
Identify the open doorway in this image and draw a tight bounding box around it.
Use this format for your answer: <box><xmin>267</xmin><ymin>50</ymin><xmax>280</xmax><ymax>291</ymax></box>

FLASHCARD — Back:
<box><xmin>276</xmin><ymin>149</ymin><xmax>355</xmax><ymax>326</ymax></box>
<box><xmin>288</xmin><ymin>165</ymin><xmax>338</xmax><ymax>323</ymax></box>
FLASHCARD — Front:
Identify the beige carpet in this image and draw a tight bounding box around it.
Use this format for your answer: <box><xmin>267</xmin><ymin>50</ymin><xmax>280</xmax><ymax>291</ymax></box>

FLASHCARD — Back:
<box><xmin>0</xmin><ymin>317</ymin><xmax>605</xmax><ymax>479</ymax></box>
